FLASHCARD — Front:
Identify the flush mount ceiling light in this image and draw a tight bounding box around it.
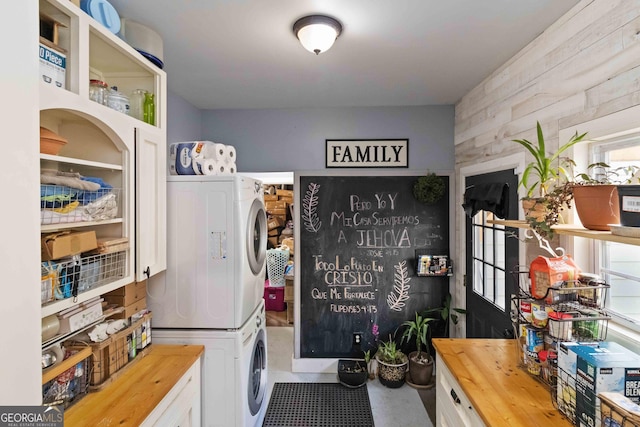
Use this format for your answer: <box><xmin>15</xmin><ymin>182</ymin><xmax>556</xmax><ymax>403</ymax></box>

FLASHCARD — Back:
<box><xmin>293</xmin><ymin>15</ymin><xmax>342</xmax><ymax>55</ymax></box>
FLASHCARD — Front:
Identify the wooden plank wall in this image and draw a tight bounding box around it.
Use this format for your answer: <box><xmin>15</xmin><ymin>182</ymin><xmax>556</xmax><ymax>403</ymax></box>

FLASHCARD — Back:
<box><xmin>453</xmin><ymin>0</ymin><xmax>640</xmax><ymax>324</ymax></box>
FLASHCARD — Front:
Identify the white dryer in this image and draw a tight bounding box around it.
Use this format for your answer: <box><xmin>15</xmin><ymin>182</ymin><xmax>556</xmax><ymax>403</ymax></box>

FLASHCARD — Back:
<box><xmin>153</xmin><ymin>300</ymin><xmax>268</xmax><ymax>427</ymax></box>
<box><xmin>148</xmin><ymin>174</ymin><xmax>267</xmax><ymax>329</ymax></box>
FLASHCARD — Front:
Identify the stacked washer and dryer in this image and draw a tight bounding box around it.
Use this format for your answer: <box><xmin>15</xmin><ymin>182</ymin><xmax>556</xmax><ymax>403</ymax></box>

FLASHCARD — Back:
<box><xmin>148</xmin><ymin>174</ymin><xmax>269</xmax><ymax>427</ymax></box>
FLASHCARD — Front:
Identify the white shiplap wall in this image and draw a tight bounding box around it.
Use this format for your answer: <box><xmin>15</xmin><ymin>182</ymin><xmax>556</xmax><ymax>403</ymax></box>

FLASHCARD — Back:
<box><xmin>453</xmin><ymin>0</ymin><xmax>640</xmax><ymax>345</ymax></box>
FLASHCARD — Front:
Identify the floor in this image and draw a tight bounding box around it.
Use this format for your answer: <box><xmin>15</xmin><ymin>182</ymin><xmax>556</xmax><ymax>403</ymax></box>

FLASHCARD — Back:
<box><xmin>262</xmin><ymin>319</ymin><xmax>436</xmax><ymax>427</ymax></box>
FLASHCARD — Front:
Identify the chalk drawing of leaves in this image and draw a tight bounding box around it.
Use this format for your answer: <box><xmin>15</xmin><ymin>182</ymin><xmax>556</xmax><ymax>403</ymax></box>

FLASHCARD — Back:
<box><xmin>387</xmin><ymin>260</ymin><xmax>411</xmax><ymax>312</ymax></box>
<box><xmin>302</xmin><ymin>182</ymin><xmax>322</xmax><ymax>233</ymax></box>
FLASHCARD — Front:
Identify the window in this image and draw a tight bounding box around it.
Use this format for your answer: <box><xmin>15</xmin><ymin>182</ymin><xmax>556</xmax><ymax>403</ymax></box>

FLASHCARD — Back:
<box><xmin>589</xmin><ymin>136</ymin><xmax>640</xmax><ymax>330</ymax></box>
<box><xmin>472</xmin><ymin>211</ymin><xmax>507</xmax><ymax>310</ymax></box>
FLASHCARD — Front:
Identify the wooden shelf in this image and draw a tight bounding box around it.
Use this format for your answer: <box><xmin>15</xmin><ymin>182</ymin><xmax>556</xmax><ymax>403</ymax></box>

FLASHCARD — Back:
<box><xmin>489</xmin><ymin>219</ymin><xmax>640</xmax><ymax>246</ymax></box>
<box><xmin>42</xmin><ymin>345</ymin><xmax>91</xmax><ymax>384</ymax></box>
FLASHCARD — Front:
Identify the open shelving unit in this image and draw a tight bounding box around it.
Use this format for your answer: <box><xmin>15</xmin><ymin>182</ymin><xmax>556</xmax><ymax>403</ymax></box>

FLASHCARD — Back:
<box><xmin>489</xmin><ymin>219</ymin><xmax>640</xmax><ymax>246</ymax></box>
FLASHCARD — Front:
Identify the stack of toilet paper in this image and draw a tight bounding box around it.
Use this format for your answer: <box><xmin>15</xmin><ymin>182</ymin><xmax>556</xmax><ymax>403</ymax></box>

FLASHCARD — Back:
<box><xmin>169</xmin><ymin>141</ymin><xmax>237</xmax><ymax>175</ymax></box>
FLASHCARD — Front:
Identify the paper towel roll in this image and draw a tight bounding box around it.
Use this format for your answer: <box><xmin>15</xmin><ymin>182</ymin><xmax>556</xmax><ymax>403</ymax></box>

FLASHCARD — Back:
<box><xmin>225</xmin><ymin>145</ymin><xmax>236</xmax><ymax>163</ymax></box>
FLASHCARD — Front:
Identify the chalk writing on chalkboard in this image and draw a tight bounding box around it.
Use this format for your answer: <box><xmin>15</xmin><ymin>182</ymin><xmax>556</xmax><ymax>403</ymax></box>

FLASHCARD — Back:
<box><xmin>302</xmin><ymin>182</ymin><xmax>322</xmax><ymax>233</ymax></box>
<box><xmin>387</xmin><ymin>260</ymin><xmax>411</xmax><ymax>311</ymax></box>
<box><xmin>298</xmin><ymin>174</ymin><xmax>450</xmax><ymax>358</ymax></box>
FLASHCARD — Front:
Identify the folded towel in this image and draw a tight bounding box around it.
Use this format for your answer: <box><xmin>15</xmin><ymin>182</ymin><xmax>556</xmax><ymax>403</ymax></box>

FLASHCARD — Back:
<box><xmin>41</xmin><ymin>174</ymin><xmax>101</xmax><ymax>191</ymax></box>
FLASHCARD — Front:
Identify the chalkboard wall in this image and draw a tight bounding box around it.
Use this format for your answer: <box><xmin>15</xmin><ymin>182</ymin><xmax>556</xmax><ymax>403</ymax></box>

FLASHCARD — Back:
<box><xmin>297</xmin><ymin>173</ymin><xmax>450</xmax><ymax>358</ymax></box>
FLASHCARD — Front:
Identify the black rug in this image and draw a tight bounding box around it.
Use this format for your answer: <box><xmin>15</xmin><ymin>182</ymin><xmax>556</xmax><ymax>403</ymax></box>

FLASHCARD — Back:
<box><xmin>262</xmin><ymin>382</ymin><xmax>374</xmax><ymax>427</ymax></box>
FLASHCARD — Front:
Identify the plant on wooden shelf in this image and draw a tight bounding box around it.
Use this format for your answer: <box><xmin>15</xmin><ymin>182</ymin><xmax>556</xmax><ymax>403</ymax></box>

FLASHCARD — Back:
<box><xmin>572</xmin><ymin>162</ymin><xmax>640</xmax><ymax>231</ymax></box>
<box><xmin>512</xmin><ymin>121</ymin><xmax>588</xmax><ymax>239</ymax></box>
<box><xmin>375</xmin><ymin>335</ymin><xmax>408</xmax><ymax>388</ymax></box>
<box><xmin>413</xmin><ymin>172</ymin><xmax>445</xmax><ymax>204</ymax></box>
<box><xmin>400</xmin><ymin>312</ymin><xmax>435</xmax><ymax>386</ymax></box>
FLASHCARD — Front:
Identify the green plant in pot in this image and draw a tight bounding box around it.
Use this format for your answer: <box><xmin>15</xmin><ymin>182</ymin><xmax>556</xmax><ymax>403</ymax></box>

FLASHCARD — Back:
<box><xmin>413</xmin><ymin>172</ymin><xmax>445</xmax><ymax>204</ymax></box>
<box><xmin>572</xmin><ymin>162</ymin><xmax>640</xmax><ymax>231</ymax></box>
<box><xmin>375</xmin><ymin>335</ymin><xmax>408</xmax><ymax>388</ymax></box>
<box><xmin>400</xmin><ymin>312</ymin><xmax>436</xmax><ymax>386</ymax></box>
<box><xmin>511</xmin><ymin>121</ymin><xmax>588</xmax><ymax>239</ymax></box>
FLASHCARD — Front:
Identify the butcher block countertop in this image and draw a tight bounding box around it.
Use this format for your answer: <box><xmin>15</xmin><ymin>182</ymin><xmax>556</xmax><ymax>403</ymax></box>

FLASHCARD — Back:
<box><xmin>65</xmin><ymin>344</ymin><xmax>204</xmax><ymax>426</ymax></box>
<box><xmin>432</xmin><ymin>338</ymin><xmax>572</xmax><ymax>427</ymax></box>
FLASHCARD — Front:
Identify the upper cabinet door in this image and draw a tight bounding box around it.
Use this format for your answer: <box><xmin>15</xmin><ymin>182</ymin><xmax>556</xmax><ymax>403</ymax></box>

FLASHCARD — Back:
<box><xmin>136</xmin><ymin>126</ymin><xmax>167</xmax><ymax>280</ymax></box>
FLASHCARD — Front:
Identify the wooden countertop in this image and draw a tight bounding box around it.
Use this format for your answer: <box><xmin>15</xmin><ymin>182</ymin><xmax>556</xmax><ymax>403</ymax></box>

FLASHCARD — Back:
<box><xmin>65</xmin><ymin>344</ymin><xmax>204</xmax><ymax>426</ymax></box>
<box><xmin>432</xmin><ymin>338</ymin><xmax>572</xmax><ymax>427</ymax></box>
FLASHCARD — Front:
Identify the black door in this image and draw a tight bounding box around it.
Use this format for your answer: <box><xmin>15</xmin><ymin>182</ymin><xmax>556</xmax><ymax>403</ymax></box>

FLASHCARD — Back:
<box><xmin>465</xmin><ymin>169</ymin><xmax>519</xmax><ymax>338</ymax></box>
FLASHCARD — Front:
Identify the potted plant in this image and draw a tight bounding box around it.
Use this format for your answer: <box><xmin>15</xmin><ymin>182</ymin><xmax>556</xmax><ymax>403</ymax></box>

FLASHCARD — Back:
<box><xmin>511</xmin><ymin>121</ymin><xmax>587</xmax><ymax>238</ymax></box>
<box><xmin>337</xmin><ymin>358</ymin><xmax>368</xmax><ymax>388</ymax></box>
<box><xmin>375</xmin><ymin>335</ymin><xmax>408</xmax><ymax>388</ymax></box>
<box><xmin>400</xmin><ymin>312</ymin><xmax>435</xmax><ymax>386</ymax></box>
<box><xmin>413</xmin><ymin>172</ymin><xmax>445</xmax><ymax>204</ymax></box>
<box><xmin>572</xmin><ymin>162</ymin><xmax>640</xmax><ymax>230</ymax></box>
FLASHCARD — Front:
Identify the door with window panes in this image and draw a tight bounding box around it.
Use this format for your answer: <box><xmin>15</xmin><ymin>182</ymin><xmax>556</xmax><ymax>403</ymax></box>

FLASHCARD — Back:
<box><xmin>465</xmin><ymin>169</ymin><xmax>518</xmax><ymax>338</ymax></box>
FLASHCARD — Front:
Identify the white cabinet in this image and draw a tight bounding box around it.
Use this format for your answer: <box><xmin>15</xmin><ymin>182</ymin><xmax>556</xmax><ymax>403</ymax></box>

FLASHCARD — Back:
<box><xmin>135</xmin><ymin>127</ymin><xmax>167</xmax><ymax>280</ymax></box>
<box><xmin>38</xmin><ymin>0</ymin><xmax>166</xmax><ymax>319</ymax></box>
<box><xmin>141</xmin><ymin>358</ymin><xmax>202</xmax><ymax>427</ymax></box>
<box><xmin>435</xmin><ymin>353</ymin><xmax>486</xmax><ymax>427</ymax></box>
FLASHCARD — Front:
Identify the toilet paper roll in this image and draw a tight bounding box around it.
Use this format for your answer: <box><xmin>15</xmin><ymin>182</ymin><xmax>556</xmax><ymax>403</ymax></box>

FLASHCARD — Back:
<box><xmin>225</xmin><ymin>145</ymin><xmax>236</xmax><ymax>163</ymax></box>
<box><xmin>226</xmin><ymin>162</ymin><xmax>237</xmax><ymax>174</ymax></box>
<box><xmin>192</xmin><ymin>158</ymin><xmax>219</xmax><ymax>175</ymax></box>
<box><xmin>205</xmin><ymin>142</ymin><xmax>227</xmax><ymax>162</ymax></box>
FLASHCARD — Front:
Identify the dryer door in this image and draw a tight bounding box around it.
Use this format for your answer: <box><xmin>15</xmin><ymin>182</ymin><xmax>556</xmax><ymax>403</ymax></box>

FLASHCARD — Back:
<box><xmin>246</xmin><ymin>198</ymin><xmax>267</xmax><ymax>275</ymax></box>
<box><xmin>248</xmin><ymin>327</ymin><xmax>267</xmax><ymax>415</ymax></box>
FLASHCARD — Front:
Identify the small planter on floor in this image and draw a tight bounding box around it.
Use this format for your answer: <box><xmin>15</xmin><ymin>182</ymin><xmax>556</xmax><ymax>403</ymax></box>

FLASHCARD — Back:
<box><xmin>337</xmin><ymin>359</ymin><xmax>368</xmax><ymax>388</ymax></box>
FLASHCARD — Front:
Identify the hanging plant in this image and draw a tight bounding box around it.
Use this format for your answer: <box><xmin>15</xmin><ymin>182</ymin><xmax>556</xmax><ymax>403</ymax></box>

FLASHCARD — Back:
<box><xmin>413</xmin><ymin>173</ymin><xmax>445</xmax><ymax>204</ymax></box>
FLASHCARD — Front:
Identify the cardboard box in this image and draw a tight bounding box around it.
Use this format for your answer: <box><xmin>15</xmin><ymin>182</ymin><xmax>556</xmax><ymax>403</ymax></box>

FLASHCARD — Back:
<box><xmin>264</xmin><ymin>194</ymin><xmax>278</xmax><ymax>201</ymax></box>
<box><xmin>276</xmin><ymin>189</ymin><xmax>293</xmax><ymax>198</ymax></box>
<box><xmin>110</xmin><ymin>297</ymin><xmax>147</xmax><ymax>320</ymax></box>
<box><xmin>286</xmin><ymin>303</ymin><xmax>294</xmax><ymax>324</ymax></box>
<box><xmin>267</xmin><ymin>237</ymin><xmax>279</xmax><ymax>247</ymax></box>
<box><xmin>267</xmin><ymin>208</ymin><xmax>288</xmax><ymax>216</ymax></box>
<box><xmin>39</xmin><ymin>43</ymin><xmax>66</xmax><ymax>89</ymax></box>
<box><xmin>575</xmin><ymin>342</ymin><xmax>640</xmax><ymax>427</ymax></box>
<box><xmin>284</xmin><ymin>283</ymin><xmax>294</xmax><ymax>302</ymax></box>
<box><xmin>103</xmin><ymin>281</ymin><xmax>147</xmax><ymax>307</ymax></box>
<box><xmin>57</xmin><ymin>299</ymin><xmax>103</xmax><ymax>334</ymax></box>
<box><xmin>42</xmin><ymin>231</ymin><xmax>98</xmax><ymax>261</ymax></box>
<box><xmin>267</xmin><ymin>216</ymin><xmax>285</xmax><ymax>230</ymax></box>
<box><xmin>279</xmin><ymin>196</ymin><xmax>294</xmax><ymax>205</ymax></box>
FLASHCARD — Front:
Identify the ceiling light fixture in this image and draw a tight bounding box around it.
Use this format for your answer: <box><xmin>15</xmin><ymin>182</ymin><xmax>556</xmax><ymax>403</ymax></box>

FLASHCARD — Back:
<box><xmin>293</xmin><ymin>15</ymin><xmax>342</xmax><ymax>55</ymax></box>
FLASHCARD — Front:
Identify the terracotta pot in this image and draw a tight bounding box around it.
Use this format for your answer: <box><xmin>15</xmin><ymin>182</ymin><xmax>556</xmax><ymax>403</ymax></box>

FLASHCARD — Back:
<box><xmin>40</xmin><ymin>127</ymin><xmax>67</xmax><ymax>155</ymax></box>
<box><xmin>573</xmin><ymin>185</ymin><xmax>619</xmax><ymax>231</ymax></box>
<box><xmin>407</xmin><ymin>351</ymin><xmax>434</xmax><ymax>385</ymax></box>
<box><xmin>521</xmin><ymin>197</ymin><xmax>547</xmax><ymax>221</ymax></box>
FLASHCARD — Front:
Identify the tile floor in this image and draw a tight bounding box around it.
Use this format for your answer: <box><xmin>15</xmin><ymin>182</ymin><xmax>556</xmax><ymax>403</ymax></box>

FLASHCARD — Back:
<box><xmin>261</xmin><ymin>326</ymin><xmax>434</xmax><ymax>427</ymax></box>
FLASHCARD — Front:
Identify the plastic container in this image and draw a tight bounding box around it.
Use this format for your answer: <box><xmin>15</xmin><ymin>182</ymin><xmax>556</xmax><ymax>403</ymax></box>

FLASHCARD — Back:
<box><xmin>264</xmin><ymin>283</ymin><xmax>285</xmax><ymax>311</ymax></box>
<box><xmin>106</xmin><ymin>86</ymin><xmax>130</xmax><ymax>115</ymax></box>
<box><xmin>80</xmin><ymin>0</ymin><xmax>121</xmax><ymax>34</ymax></box>
<box><xmin>617</xmin><ymin>185</ymin><xmax>640</xmax><ymax>227</ymax></box>
<box><xmin>89</xmin><ymin>79</ymin><xmax>108</xmax><ymax>105</ymax></box>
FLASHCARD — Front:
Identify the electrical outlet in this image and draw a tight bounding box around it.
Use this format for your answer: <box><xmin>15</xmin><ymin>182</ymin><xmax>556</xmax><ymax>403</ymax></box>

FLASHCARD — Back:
<box><xmin>353</xmin><ymin>332</ymin><xmax>363</xmax><ymax>346</ymax></box>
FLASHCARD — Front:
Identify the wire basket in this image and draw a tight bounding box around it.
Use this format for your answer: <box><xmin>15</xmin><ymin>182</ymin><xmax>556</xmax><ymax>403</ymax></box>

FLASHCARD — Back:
<box><xmin>266</xmin><ymin>246</ymin><xmax>290</xmax><ymax>287</ymax></box>
<box><xmin>41</xmin><ymin>251</ymin><xmax>126</xmax><ymax>304</ymax></box>
<box><xmin>42</xmin><ymin>351</ymin><xmax>90</xmax><ymax>409</ymax></box>
<box><xmin>40</xmin><ymin>185</ymin><xmax>121</xmax><ymax>225</ymax></box>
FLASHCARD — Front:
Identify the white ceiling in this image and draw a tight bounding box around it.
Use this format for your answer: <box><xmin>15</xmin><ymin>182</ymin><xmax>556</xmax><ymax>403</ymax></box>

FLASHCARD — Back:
<box><xmin>108</xmin><ymin>0</ymin><xmax>580</xmax><ymax>110</ymax></box>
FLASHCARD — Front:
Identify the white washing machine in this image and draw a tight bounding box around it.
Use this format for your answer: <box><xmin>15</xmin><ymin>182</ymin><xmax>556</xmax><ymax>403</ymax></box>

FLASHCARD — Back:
<box><xmin>148</xmin><ymin>174</ymin><xmax>267</xmax><ymax>329</ymax></box>
<box><xmin>153</xmin><ymin>300</ymin><xmax>268</xmax><ymax>427</ymax></box>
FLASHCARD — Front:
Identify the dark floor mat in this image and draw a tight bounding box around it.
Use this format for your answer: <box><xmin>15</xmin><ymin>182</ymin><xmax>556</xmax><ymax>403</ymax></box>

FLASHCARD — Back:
<box><xmin>263</xmin><ymin>382</ymin><xmax>374</xmax><ymax>427</ymax></box>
